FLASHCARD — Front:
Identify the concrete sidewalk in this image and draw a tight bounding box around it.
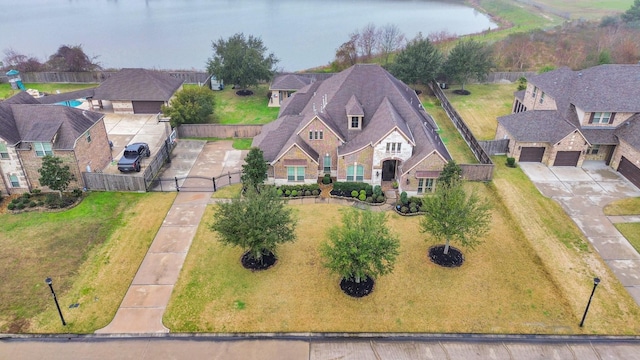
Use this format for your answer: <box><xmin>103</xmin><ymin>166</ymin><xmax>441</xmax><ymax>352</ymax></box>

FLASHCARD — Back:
<box><xmin>520</xmin><ymin>161</ymin><xmax>640</xmax><ymax>305</ymax></box>
<box><xmin>3</xmin><ymin>335</ymin><xmax>640</xmax><ymax>360</ymax></box>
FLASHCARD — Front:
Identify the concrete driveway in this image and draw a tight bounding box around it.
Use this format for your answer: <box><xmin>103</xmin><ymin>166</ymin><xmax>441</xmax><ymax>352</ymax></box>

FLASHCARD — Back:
<box><xmin>519</xmin><ymin>161</ymin><xmax>640</xmax><ymax>305</ymax></box>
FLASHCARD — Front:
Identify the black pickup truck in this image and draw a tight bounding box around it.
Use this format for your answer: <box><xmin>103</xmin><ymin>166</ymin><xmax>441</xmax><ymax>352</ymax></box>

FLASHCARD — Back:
<box><xmin>117</xmin><ymin>143</ymin><xmax>151</xmax><ymax>172</ymax></box>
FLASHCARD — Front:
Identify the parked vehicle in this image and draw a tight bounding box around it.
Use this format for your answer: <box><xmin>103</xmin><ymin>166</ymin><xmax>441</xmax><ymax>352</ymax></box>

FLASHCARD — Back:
<box><xmin>117</xmin><ymin>142</ymin><xmax>151</xmax><ymax>172</ymax></box>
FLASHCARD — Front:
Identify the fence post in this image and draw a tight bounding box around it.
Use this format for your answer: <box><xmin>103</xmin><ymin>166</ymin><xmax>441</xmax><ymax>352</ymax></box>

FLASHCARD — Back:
<box><xmin>213</xmin><ymin>177</ymin><xmax>217</xmax><ymax>192</ymax></box>
<box><xmin>228</xmin><ymin>172</ymin><xmax>231</xmax><ymax>184</ymax></box>
<box><xmin>175</xmin><ymin>176</ymin><xmax>180</xmax><ymax>192</ymax></box>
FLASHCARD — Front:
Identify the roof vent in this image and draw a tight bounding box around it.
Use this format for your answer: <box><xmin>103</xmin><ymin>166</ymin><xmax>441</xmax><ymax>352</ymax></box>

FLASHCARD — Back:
<box><xmin>578</xmin><ymin>72</ymin><xmax>582</xmax><ymax>77</ymax></box>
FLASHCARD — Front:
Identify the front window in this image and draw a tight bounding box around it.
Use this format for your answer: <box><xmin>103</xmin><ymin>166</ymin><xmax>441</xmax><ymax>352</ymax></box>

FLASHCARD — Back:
<box><xmin>34</xmin><ymin>142</ymin><xmax>53</xmax><ymax>157</ymax></box>
<box><xmin>417</xmin><ymin>178</ymin><xmax>435</xmax><ymax>194</ymax></box>
<box><xmin>323</xmin><ymin>155</ymin><xmax>331</xmax><ymax>173</ymax></box>
<box><xmin>347</xmin><ymin>164</ymin><xmax>364</xmax><ymax>181</ymax></box>
<box><xmin>287</xmin><ymin>166</ymin><xmax>305</xmax><ymax>182</ymax></box>
<box><xmin>587</xmin><ymin>145</ymin><xmax>600</xmax><ymax>155</ymax></box>
<box><xmin>592</xmin><ymin>112</ymin><xmax>612</xmax><ymax>124</ymax></box>
<box><xmin>0</xmin><ymin>143</ymin><xmax>9</xmax><ymax>159</ymax></box>
<box><xmin>309</xmin><ymin>130</ymin><xmax>323</xmax><ymax>140</ymax></box>
<box><xmin>386</xmin><ymin>142</ymin><xmax>402</xmax><ymax>154</ymax></box>
<box><xmin>9</xmin><ymin>174</ymin><xmax>19</xmax><ymax>187</ymax></box>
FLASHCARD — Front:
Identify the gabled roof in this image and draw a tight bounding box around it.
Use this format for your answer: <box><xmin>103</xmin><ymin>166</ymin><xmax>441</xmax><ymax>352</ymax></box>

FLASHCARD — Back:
<box><xmin>254</xmin><ymin>64</ymin><xmax>449</xmax><ymax>165</ymax></box>
<box><xmin>92</xmin><ymin>68</ymin><xmax>183</xmax><ymax>101</ymax></box>
<box><xmin>37</xmin><ymin>88</ymin><xmax>97</xmax><ymax>104</ymax></box>
<box><xmin>270</xmin><ymin>73</ymin><xmax>334</xmax><ymax>91</ymax></box>
<box><xmin>529</xmin><ymin>64</ymin><xmax>640</xmax><ymax>113</ymax></box>
<box><xmin>345</xmin><ymin>95</ymin><xmax>364</xmax><ymax>116</ymax></box>
<box><xmin>616</xmin><ymin>114</ymin><xmax>640</xmax><ymax>149</ymax></box>
<box><xmin>497</xmin><ymin>110</ymin><xmax>576</xmax><ymax>144</ymax></box>
<box><xmin>0</xmin><ymin>92</ymin><xmax>104</xmax><ymax>149</ymax></box>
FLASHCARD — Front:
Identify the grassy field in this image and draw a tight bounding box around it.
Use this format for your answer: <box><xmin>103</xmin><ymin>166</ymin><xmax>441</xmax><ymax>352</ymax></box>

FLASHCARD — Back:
<box><xmin>442</xmin><ymin>84</ymin><xmax>516</xmax><ymax>140</ymax></box>
<box><xmin>531</xmin><ymin>0</ymin><xmax>634</xmax><ymax>19</ymax></box>
<box><xmin>0</xmin><ymin>192</ymin><xmax>175</xmax><ymax>333</ymax></box>
<box><xmin>615</xmin><ymin>223</ymin><xmax>640</xmax><ymax>254</ymax></box>
<box><xmin>212</xmin><ymin>85</ymin><xmax>280</xmax><ymax>125</ymax></box>
<box><xmin>605</xmin><ymin>197</ymin><xmax>640</xmax><ymax>254</ymax></box>
<box><xmin>0</xmin><ymin>82</ymin><xmax>97</xmax><ymax>100</ymax></box>
<box><xmin>164</xmin><ymin>181</ymin><xmax>640</xmax><ymax>334</ymax></box>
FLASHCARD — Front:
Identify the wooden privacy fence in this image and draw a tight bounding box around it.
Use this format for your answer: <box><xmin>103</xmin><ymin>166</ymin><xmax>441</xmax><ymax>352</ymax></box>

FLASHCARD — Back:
<box><xmin>429</xmin><ymin>82</ymin><xmax>495</xmax><ymax>181</ymax></box>
<box><xmin>479</xmin><ymin>139</ymin><xmax>510</xmax><ymax>155</ymax></box>
<box><xmin>15</xmin><ymin>71</ymin><xmax>209</xmax><ymax>84</ymax></box>
<box><xmin>177</xmin><ymin>124</ymin><xmax>263</xmax><ymax>139</ymax></box>
<box><xmin>83</xmin><ymin>137</ymin><xmax>175</xmax><ymax>192</ymax></box>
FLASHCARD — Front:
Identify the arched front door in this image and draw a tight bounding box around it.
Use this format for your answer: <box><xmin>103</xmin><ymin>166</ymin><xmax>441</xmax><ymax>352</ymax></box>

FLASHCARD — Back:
<box><xmin>382</xmin><ymin>159</ymin><xmax>397</xmax><ymax>181</ymax></box>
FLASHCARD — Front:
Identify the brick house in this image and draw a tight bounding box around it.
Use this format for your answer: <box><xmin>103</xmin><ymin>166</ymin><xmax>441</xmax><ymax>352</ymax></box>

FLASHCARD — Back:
<box><xmin>88</xmin><ymin>68</ymin><xmax>184</xmax><ymax>114</ymax></box>
<box><xmin>268</xmin><ymin>73</ymin><xmax>334</xmax><ymax>107</ymax></box>
<box><xmin>253</xmin><ymin>64</ymin><xmax>452</xmax><ymax>196</ymax></box>
<box><xmin>495</xmin><ymin>64</ymin><xmax>640</xmax><ymax>188</ymax></box>
<box><xmin>0</xmin><ymin>92</ymin><xmax>111</xmax><ymax>195</ymax></box>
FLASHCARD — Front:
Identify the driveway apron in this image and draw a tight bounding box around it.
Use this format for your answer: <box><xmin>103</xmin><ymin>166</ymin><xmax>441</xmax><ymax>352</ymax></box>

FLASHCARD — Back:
<box><xmin>520</xmin><ymin>161</ymin><xmax>640</xmax><ymax>305</ymax></box>
<box><xmin>96</xmin><ymin>140</ymin><xmax>241</xmax><ymax>333</ymax></box>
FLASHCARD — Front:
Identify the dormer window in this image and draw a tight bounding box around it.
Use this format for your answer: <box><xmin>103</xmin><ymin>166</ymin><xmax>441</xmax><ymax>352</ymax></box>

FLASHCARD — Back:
<box><xmin>350</xmin><ymin>116</ymin><xmax>361</xmax><ymax>129</ymax></box>
<box><xmin>589</xmin><ymin>112</ymin><xmax>614</xmax><ymax>124</ymax></box>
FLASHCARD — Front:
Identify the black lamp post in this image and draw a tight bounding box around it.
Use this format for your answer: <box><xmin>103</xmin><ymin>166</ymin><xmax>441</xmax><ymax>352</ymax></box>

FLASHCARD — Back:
<box><xmin>579</xmin><ymin>277</ymin><xmax>600</xmax><ymax>327</ymax></box>
<box><xmin>45</xmin><ymin>277</ymin><xmax>66</xmax><ymax>326</ymax></box>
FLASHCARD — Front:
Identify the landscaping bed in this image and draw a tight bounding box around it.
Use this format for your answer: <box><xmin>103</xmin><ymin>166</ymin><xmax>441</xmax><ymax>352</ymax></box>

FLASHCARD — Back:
<box><xmin>330</xmin><ymin>182</ymin><xmax>386</xmax><ymax>204</ymax></box>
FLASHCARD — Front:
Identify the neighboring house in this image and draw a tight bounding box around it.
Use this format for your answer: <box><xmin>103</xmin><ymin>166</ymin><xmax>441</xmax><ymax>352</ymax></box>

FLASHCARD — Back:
<box><xmin>495</xmin><ymin>64</ymin><xmax>640</xmax><ymax>189</ymax></box>
<box><xmin>0</xmin><ymin>92</ymin><xmax>111</xmax><ymax>195</ymax></box>
<box><xmin>268</xmin><ymin>73</ymin><xmax>334</xmax><ymax>107</ymax></box>
<box><xmin>89</xmin><ymin>68</ymin><xmax>184</xmax><ymax>114</ymax></box>
<box><xmin>253</xmin><ymin>64</ymin><xmax>451</xmax><ymax>196</ymax></box>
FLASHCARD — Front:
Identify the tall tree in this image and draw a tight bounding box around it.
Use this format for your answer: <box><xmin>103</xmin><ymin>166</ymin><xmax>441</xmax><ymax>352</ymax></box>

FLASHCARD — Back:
<box><xmin>321</xmin><ymin>209</ymin><xmax>399</xmax><ymax>285</ymax></box>
<box><xmin>241</xmin><ymin>147</ymin><xmax>268</xmax><ymax>191</ymax></box>
<box><xmin>161</xmin><ymin>86</ymin><xmax>215</xmax><ymax>127</ymax></box>
<box><xmin>210</xmin><ymin>187</ymin><xmax>297</xmax><ymax>266</ymax></box>
<box><xmin>389</xmin><ymin>34</ymin><xmax>443</xmax><ymax>85</ymax></box>
<box><xmin>206</xmin><ymin>33</ymin><xmax>278</xmax><ymax>90</ymax></box>
<box><xmin>378</xmin><ymin>23</ymin><xmax>405</xmax><ymax>65</ymax></box>
<box><xmin>46</xmin><ymin>44</ymin><xmax>100</xmax><ymax>72</ymax></box>
<box><xmin>38</xmin><ymin>155</ymin><xmax>74</xmax><ymax>197</ymax></box>
<box><xmin>442</xmin><ymin>39</ymin><xmax>493</xmax><ymax>92</ymax></box>
<box><xmin>357</xmin><ymin>23</ymin><xmax>378</xmax><ymax>60</ymax></box>
<box><xmin>420</xmin><ymin>179</ymin><xmax>491</xmax><ymax>255</ymax></box>
<box><xmin>438</xmin><ymin>160</ymin><xmax>462</xmax><ymax>187</ymax></box>
<box><xmin>333</xmin><ymin>33</ymin><xmax>360</xmax><ymax>70</ymax></box>
<box><xmin>621</xmin><ymin>0</ymin><xmax>640</xmax><ymax>23</ymax></box>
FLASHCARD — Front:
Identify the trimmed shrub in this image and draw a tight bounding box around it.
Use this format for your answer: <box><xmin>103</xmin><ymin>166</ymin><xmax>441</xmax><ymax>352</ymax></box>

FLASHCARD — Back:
<box><xmin>29</xmin><ymin>201</ymin><xmax>37</xmax><ymax>208</ymax></box>
<box><xmin>7</xmin><ymin>203</ymin><xmax>15</xmax><ymax>210</ymax></box>
<box><xmin>305</xmin><ymin>190</ymin><xmax>311</xmax><ymax>196</ymax></box>
<box><xmin>410</xmin><ymin>204</ymin><xmax>418</xmax><ymax>213</ymax></box>
<box><xmin>285</xmin><ymin>189</ymin><xmax>291</xmax><ymax>196</ymax></box>
<box><xmin>400</xmin><ymin>206</ymin><xmax>409</xmax><ymax>213</ymax></box>
<box><xmin>16</xmin><ymin>203</ymin><xmax>26</xmax><ymax>210</ymax></box>
<box><xmin>366</xmin><ymin>196</ymin><xmax>373</xmax><ymax>203</ymax></box>
<box><xmin>358</xmin><ymin>193</ymin><xmax>366</xmax><ymax>201</ymax></box>
<box><xmin>11</xmin><ymin>198</ymin><xmax>20</xmax><ymax>204</ymax></box>
<box><xmin>72</xmin><ymin>188</ymin><xmax>83</xmax><ymax>197</ymax></box>
<box><xmin>400</xmin><ymin>191</ymin><xmax>408</xmax><ymax>206</ymax></box>
<box><xmin>373</xmin><ymin>185</ymin><xmax>382</xmax><ymax>198</ymax></box>
<box><xmin>21</xmin><ymin>193</ymin><xmax>31</xmax><ymax>199</ymax></box>
<box><xmin>291</xmin><ymin>190</ymin><xmax>298</xmax><ymax>197</ymax></box>
<box><xmin>376</xmin><ymin>195</ymin><xmax>385</xmax><ymax>203</ymax></box>
<box><xmin>506</xmin><ymin>157</ymin><xmax>516</xmax><ymax>168</ymax></box>
<box><xmin>364</xmin><ymin>184</ymin><xmax>373</xmax><ymax>196</ymax></box>
<box><xmin>277</xmin><ymin>189</ymin><xmax>283</xmax><ymax>196</ymax></box>
<box><xmin>351</xmin><ymin>190</ymin><xmax>359</xmax><ymax>198</ymax></box>
<box><xmin>322</xmin><ymin>174</ymin><xmax>332</xmax><ymax>184</ymax></box>
<box><xmin>31</xmin><ymin>189</ymin><xmax>42</xmax><ymax>195</ymax></box>
<box><xmin>312</xmin><ymin>189</ymin><xmax>319</xmax><ymax>196</ymax></box>
<box><xmin>37</xmin><ymin>201</ymin><xmax>44</xmax><ymax>206</ymax></box>
<box><xmin>359</xmin><ymin>189</ymin><xmax>366</xmax><ymax>197</ymax></box>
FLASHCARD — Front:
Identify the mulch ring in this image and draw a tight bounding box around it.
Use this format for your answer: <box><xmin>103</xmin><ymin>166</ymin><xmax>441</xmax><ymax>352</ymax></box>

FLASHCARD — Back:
<box><xmin>340</xmin><ymin>276</ymin><xmax>374</xmax><ymax>298</ymax></box>
<box><xmin>241</xmin><ymin>250</ymin><xmax>277</xmax><ymax>271</ymax></box>
<box><xmin>428</xmin><ymin>245</ymin><xmax>465</xmax><ymax>268</ymax></box>
<box><xmin>236</xmin><ymin>89</ymin><xmax>254</xmax><ymax>96</ymax></box>
<box><xmin>452</xmin><ymin>89</ymin><xmax>471</xmax><ymax>95</ymax></box>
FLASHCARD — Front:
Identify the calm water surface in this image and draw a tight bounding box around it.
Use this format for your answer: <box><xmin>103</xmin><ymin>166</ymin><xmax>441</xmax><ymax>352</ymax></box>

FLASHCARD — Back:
<box><xmin>0</xmin><ymin>0</ymin><xmax>495</xmax><ymax>71</ymax></box>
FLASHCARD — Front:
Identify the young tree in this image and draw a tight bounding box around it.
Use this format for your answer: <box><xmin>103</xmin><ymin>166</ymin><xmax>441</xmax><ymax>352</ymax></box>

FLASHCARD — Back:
<box><xmin>161</xmin><ymin>86</ymin><xmax>216</xmax><ymax>127</ymax></box>
<box><xmin>622</xmin><ymin>0</ymin><xmax>640</xmax><ymax>23</ymax></box>
<box><xmin>206</xmin><ymin>33</ymin><xmax>278</xmax><ymax>90</ymax></box>
<box><xmin>38</xmin><ymin>155</ymin><xmax>74</xmax><ymax>197</ymax></box>
<box><xmin>389</xmin><ymin>34</ymin><xmax>443</xmax><ymax>86</ymax></box>
<box><xmin>241</xmin><ymin>147</ymin><xmax>268</xmax><ymax>191</ymax></box>
<box><xmin>420</xmin><ymin>179</ymin><xmax>491</xmax><ymax>256</ymax></box>
<box><xmin>210</xmin><ymin>187</ymin><xmax>297</xmax><ymax>268</ymax></box>
<box><xmin>438</xmin><ymin>160</ymin><xmax>462</xmax><ymax>187</ymax></box>
<box><xmin>378</xmin><ymin>23</ymin><xmax>405</xmax><ymax>65</ymax></box>
<box><xmin>321</xmin><ymin>209</ymin><xmax>399</xmax><ymax>287</ymax></box>
<box><xmin>442</xmin><ymin>39</ymin><xmax>493</xmax><ymax>93</ymax></box>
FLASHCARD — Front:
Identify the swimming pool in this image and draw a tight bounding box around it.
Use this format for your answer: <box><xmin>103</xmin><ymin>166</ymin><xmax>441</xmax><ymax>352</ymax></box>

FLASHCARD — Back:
<box><xmin>54</xmin><ymin>100</ymin><xmax>82</xmax><ymax>107</ymax></box>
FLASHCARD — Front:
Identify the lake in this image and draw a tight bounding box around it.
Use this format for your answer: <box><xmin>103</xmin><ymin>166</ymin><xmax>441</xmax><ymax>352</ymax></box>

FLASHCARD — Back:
<box><xmin>0</xmin><ymin>0</ymin><xmax>496</xmax><ymax>71</ymax></box>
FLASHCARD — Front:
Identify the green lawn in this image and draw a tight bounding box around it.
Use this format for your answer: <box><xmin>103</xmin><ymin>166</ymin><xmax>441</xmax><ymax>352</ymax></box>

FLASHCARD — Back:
<box><xmin>212</xmin><ymin>85</ymin><xmax>280</xmax><ymax>125</ymax></box>
<box><xmin>615</xmin><ymin>223</ymin><xmax>640</xmax><ymax>254</ymax></box>
<box><xmin>531</xmin><ymin>0</ymin><xmax>633</xmax><ymax>19</ymax></box>
<box><xmin>0</xmin><ymin>83</ymin><xmax>97</xmax><ymax>100</ymax></box>
<box><xmin>0</xmin><ymin>192</ymin><xmax>175</xmax><ymax>333</ymax></box>
<box><xmin>604</xmin><ymin>198</ymin><xmax>640</xmax><ymax>216</ymax></box>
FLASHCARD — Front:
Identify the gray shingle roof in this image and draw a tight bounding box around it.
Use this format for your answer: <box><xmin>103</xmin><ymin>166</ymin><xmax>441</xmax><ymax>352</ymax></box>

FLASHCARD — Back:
<box><xmin>92</xmin><ymin>68</ymin><xmax>183</xmax><ymax>101</ymax></box>
<box><xmin>529</xmin><ymin>64</ymin><xmax>640</xmax><ymax>112</ymax></box>
<box><xmin>270</xmin><ymin>73</ymin><xmax>334</xmax><ymax>91</ymax></box>
<box><xmin>0</xmin><ymin>93</ymin><xmax>104</xmax><ymax>149</ymax></box>
<box><xmin>615</xmin><ymin>114</ymin><xmax>640</xmax><ymax>149</ymax></box>
<box><xmin>254</xmin><ymin>64</ymin><xmax>450</xmax><ymax>168</ymax></box>
<box><xmin>497</xmin><ymin>110</ymin><xmax>576</xmax><ymax>143</ymax></box>
<box><xmin>37</xmin><ymin>88</ymin><xmax>97</xmax><ymax>104</ymax></box>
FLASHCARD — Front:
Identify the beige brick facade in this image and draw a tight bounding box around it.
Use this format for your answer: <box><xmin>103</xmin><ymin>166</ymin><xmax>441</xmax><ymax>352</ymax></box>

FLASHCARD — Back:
<box><xmin>300</xmin><ymin>117</ymin><xmax>343</xmax><ymax>176</ymax></box>
<box><xmin>521</xmin><ymin>84</ymin><xmax>557</xmax><ymax>111</ymax></box>
<box><xmin>271</xmin><ymin>145</ymin><xmax>317</xmax><ymax>185</ymax></box>
<box><xmin>610</xmin><ymin>139</ymin><xmax>640</xmax><ymax>170</ymax></box>
<box><xmin>338</xmin><ymin>146</ymin><xmax>374</xmax><ymax>182</ymax></box>
<box><xmin>400</xmin><ymin>152</ymin><xmax>447</xmax><ymax>196</ymax></box>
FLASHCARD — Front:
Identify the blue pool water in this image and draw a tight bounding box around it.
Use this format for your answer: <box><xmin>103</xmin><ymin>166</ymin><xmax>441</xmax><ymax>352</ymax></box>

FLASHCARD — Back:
<box><xmin>55</xmin><ymin>100</ymin><xmax>82</xmax><ymax>107</ymax></box>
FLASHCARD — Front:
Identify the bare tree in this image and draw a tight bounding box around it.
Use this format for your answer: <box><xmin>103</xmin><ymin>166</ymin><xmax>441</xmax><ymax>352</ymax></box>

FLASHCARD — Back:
<box><xmin>378</xmin><ymin>23</ymin><xmax>405</xmax><ymax>65</ymax></box>
<box><xmin>2</xmin><ymin>49</ymin><xmax>44</xmax><ymax>72</ymax></box>
<box><xmin>357</xmin><ymin>23</ymin><xmax>378</xmax><ymax>60</ymax></box>
<box><xmin>46</xmin><ymin>44</ymin><xmax>101</xmax><ymax>72</ymax></box>
<box><xmin>334</xmin><ymin>33</ymin><xmax>360</xmax><ymax>69</ymax></box>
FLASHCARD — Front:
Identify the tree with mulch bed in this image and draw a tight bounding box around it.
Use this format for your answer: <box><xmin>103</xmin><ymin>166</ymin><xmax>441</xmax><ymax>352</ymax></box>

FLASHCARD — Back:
<box><xmin>38</xmin><ymin>155</ymin><xmax>74</xmax><ymax>198</ymax></box>
<box><xmin>420</xmin><ymin>179</ymin><xmax>491</xmax><ymax>267</ymax></box>
<box><xmin>321</xmin><ymin>209</ymin><xmax>399</xmax><ymax>297</ymax></box>
<box><xmin>209</xmin><ymin>187</ymin><xmax>297</xmax><ymax>270</ymax></box>
<box><xmin>206</xmin><ymin>32</ymin><xmax>279</xmax><ymax>93</ymax></box>
<box><xmin>442</xmin><ymin>39</ymin><xmax>493</xmax><ymax>95</ymax></box>
<box><xmin>241</xmin><ymin>147</ymin><xmax>267</xmax><ymax>191</ymax></box>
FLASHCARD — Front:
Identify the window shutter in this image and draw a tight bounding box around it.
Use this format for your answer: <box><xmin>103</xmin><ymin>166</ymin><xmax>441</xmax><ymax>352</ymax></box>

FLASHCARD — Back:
<box><xmin>588</xmin><ymin>113</ymin><xmax>594</xmax><ymax>124</ymax></box>
<box><xmin>609</xmin><ymin>112</ymin><xmax>616</xmax><ymax>124</ymax></box>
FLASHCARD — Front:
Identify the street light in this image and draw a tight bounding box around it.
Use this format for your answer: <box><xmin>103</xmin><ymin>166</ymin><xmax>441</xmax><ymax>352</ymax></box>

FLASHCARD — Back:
<box><xmin>579</xmin><ymin>277</ymin><xmax>600</xmax><ymax>327</ymax></box>
<box><xmin>45</xmin><ymin>277</ymin><xmax>66</xmax><ymax>326</ymax></box>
